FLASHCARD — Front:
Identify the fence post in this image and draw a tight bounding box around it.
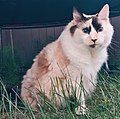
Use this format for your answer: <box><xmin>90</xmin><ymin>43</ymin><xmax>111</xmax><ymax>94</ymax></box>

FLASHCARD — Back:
<box><xmin>10</xmin><ymin>29</ymin><xmax>15</xmax><ymax>63</ymax></box>
<box><xmin>0</xmin><ymin>28</ymin><xmax>3</xmax><ymax>66</ymax></box>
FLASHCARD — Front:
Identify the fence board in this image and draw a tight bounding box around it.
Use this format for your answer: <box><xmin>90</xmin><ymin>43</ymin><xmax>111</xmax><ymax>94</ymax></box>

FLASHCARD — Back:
<box><xmin>54</xmin><ymin>26</ymin><xmax>63</xmax><ymax>39</ymax></box>
<box><xmin>110</xmin><ymin>16</ymin><xmax>120</xmax><ymax>61</ymax></box>
<box><xmin>2</xmin><ymin>30</ymin><xmax>11</xmax><ymax>47</ymax></box>
<box><xmin>11</xmin><ymin>26</ymin><xmax>63</xmax><ymax>65</ymax></box>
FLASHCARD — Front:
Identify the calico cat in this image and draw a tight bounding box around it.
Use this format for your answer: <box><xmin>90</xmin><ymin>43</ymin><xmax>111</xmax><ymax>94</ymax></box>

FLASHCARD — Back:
<box><xmin>21</xmin><ymin>4</ymin><xmax>114</xmax><ymax>115</ymax></box>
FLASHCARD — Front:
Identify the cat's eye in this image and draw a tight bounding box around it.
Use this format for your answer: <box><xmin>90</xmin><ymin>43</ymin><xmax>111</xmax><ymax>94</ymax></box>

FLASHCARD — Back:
<box><xmin>82</xmin><ymin>27</ymin><xmax>91</xmax><ymax>34</ymax></box>
<box><xmin>97</xmin><ymin>27</ymin><xmax>103</xmax><ymax>32</ymax></box>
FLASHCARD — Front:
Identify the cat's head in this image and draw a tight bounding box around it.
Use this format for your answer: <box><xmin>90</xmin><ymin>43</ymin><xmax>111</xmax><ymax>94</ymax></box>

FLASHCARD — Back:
<box><xmin>70</xmin><ymin>4</ymin><xmax>114</xmax><ymax>49</ymax></box>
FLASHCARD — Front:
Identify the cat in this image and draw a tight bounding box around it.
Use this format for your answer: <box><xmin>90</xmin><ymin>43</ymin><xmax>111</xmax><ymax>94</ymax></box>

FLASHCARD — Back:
<box><xmin>21</xmin><ymin>4</ymin><xmax>114</xmax><ymax>115</ymax></box>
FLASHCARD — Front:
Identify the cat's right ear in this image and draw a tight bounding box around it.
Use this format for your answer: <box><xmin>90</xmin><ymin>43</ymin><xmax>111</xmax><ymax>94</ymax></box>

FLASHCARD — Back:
<box><xmin>73</xmin><ymin>7</ymin><xmax>83</xmax><ymax>24</ymax></box>
<box><xmin>98</xmin><ymin>4</ymin><xmax>109</xmax><ymax>20</ymax></box>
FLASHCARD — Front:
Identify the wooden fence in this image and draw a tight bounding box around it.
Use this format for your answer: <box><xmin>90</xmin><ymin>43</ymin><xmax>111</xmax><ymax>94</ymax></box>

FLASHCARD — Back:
<box><xmin>1</xmin><ymin>16</ymin><xmax>120</xmax><ymax>68</ymax></box>
<box><xmin>1</xmin><ymin>26</ymin><xmax>64</xmax><ymax>66</ymax></box>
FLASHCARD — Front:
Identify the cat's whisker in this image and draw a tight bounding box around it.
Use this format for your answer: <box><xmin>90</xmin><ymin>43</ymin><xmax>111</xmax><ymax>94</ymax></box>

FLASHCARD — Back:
<box><xmin>108</xmin><ymin>48</ymin><xmax>114</xmax><ymax>56</ymax></box>
<box><xmin>112</xmin><ymin>40</ymin><xmax>119</xmax><ymax>44</ymax></box>
<box><xmin>111</xmin><ymin>40</ymin><xmax>120</xmax><ymax>45</ymax></box>
<box><xmin>111</xmin><ymin>39</ymin><xmax>120</xmax><ymax>44</ymax></box>
<box><xmin>111</xmin><ymin>37</ymin><xmax>120</xmax><ymax>43</ymax></box>
<box><xmin>110</xmin><ymin>41</ymin><xmax>120</xmax><ymax>48</ymax></box>
<box><xmin>108</xmin><ymin>44</ymin><xmax>114</xmax><ymax>50</ymax></box>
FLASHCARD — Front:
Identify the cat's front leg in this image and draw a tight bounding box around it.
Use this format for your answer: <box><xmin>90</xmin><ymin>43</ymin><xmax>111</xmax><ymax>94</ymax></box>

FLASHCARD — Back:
<box><xmin>75</xmin><ymin>90</ymin><xmax>87</xmax><ymax>115</ymax></box>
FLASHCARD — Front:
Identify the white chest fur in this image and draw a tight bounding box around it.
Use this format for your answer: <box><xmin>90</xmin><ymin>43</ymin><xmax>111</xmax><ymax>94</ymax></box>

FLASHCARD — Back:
<box><xmin>60</xmin><ymin>31</ymin><xmax>108</xmax><ymax>94</ymax></box>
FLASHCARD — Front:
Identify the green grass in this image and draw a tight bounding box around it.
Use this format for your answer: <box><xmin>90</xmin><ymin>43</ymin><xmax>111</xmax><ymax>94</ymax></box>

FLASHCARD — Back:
<box><xmin>0</xmin><ymin>70</ymin><xmax>120</xmax><ymax>119</ymax></box>
<box><xmin>0</xmin><ymin>46</ymin><xmax>28</xmax><ymax>89</ymax></box>
<box><xmin>0</xmin><ymin>46</ymin><xmax>120</xmax><ymax>118</ymax></box>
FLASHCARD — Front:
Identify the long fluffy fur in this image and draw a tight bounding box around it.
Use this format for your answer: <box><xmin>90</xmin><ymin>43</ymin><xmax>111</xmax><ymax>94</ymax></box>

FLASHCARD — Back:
<box><xmin>21</xmin><ymin>4</ymin><xmax>114</xmax><ymax>113</ymax></box>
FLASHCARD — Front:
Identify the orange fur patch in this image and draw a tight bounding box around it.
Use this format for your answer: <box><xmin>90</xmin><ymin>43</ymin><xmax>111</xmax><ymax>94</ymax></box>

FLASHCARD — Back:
<box><xmin>37</xmin><ymin>50</ymin><xmax>50</xmax><ymax>77</ymax></box>
<box><xmin>55</xmin><ymin>41</ymin><xmax>70</xmax><ymax>69</ymax></box>
<box><xmin>21</xmin><ymin>40</ymin><xmax>70</xmax><ymax>108</ymax></box>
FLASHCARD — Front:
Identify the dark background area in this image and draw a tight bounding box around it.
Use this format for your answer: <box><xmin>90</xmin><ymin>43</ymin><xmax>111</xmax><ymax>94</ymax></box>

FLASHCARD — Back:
<box><xmin>0</xmin><ymin>0</ymin><xmax>120</xmax><ymax>27</ymax></box>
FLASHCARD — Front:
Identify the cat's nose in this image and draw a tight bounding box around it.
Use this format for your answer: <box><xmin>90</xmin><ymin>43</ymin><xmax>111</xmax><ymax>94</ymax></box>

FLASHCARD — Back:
<box><xmin>91</xmin><ymin>39</ymin><xmax>97</xmax><ymax>43</ymax></box>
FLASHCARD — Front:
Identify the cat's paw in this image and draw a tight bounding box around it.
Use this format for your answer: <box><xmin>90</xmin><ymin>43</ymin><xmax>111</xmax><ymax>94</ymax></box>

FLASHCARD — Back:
<box><xmin>75</xmin><ymin>106</ymin><xmax>88</xmax><ymax>115</ymax></box>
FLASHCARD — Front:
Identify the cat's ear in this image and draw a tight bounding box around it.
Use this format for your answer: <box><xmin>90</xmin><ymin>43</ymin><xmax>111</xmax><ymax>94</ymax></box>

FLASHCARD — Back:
<box><xmin>73</xmin><ymin>7</ymin><xmax>83</xmax><ymax>23</ymax></box>
<box><xmin>98</xmin><ymin>4</ymin><xmax>109</xmax><ymax>20</ymax></box>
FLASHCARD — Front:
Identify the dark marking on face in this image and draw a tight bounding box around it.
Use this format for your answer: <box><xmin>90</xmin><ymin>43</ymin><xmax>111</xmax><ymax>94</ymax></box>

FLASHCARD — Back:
<box><xmin>92</xmin><ymin>17</ymin><xmax>103</xmax><ymax>32</ymax></box>
<box><xmin>82</xmin><ymin>26</ymin><xmax>91</xmax><ymax>34</ymax></box>
<box><xmin>70</xmin><ymin>25</ymin><xmax>77</xmax><ymax>35</ymax></box>
<box><xmin>81</xmin><ymin>14</ymin><xmax>91</xmax><ymax>22</ymax></box>
<box><xmin>70</xmin><ymin>15</ymin><xmax>91</xmax><ymax>35</ymax></box>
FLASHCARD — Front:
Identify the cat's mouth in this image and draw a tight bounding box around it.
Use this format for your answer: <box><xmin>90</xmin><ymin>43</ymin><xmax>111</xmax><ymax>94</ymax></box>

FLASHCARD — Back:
<box><xmin>89</xmin><ymin>44</ymin><xmax>96</xmax><ymax>48</ymax></box>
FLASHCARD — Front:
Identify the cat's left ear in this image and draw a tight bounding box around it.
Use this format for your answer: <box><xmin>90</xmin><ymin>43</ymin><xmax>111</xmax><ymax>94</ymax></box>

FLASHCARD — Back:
<box><xmin>73</xmin><ymin>7</ymin><xmax>83</xmax><ymax>24</ymax></box>
<box><xmin>98</xmin><ymin>4</ymin><xmax>109</xmax><ymax>20</ymax></box>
